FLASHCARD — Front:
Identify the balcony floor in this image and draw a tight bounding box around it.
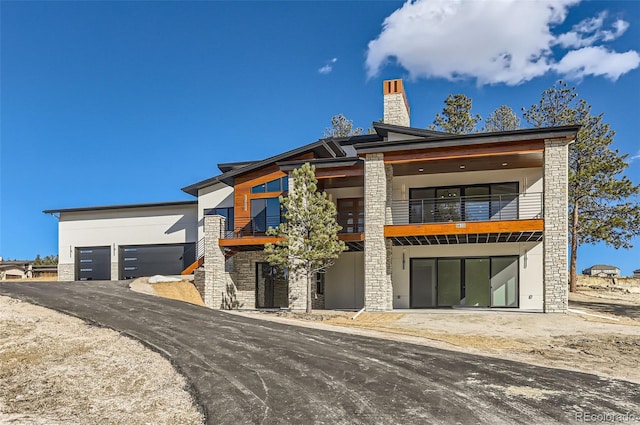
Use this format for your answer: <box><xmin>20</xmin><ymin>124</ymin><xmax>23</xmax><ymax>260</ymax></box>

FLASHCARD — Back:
<box><xmin>385</xmin><ymin>219</ymin><xmax>543</xmax><ymax>245</ymax></box>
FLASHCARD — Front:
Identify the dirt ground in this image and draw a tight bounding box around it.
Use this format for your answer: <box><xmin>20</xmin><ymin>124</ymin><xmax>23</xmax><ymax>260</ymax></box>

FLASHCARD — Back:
<box><xmin>130</xmin><ymin>277</ymin><xmax>204</xmax><ymax>306</ymax></box>
<box><xmin>268</xmin><ymin>285</ymin><xmax>640</xmax><ymax>384</ymax></box>
<box><xmin>0</xmin><ymin>295</ymin><xmax>204</xmax><ymax>425</ymax></box>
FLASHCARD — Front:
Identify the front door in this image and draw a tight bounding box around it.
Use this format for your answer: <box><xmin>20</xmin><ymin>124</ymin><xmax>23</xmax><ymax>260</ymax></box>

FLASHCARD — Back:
<box><xmin>256</xmin><ymin>263</ymin><xmax>288</xmax><ymax>308</ymax></box>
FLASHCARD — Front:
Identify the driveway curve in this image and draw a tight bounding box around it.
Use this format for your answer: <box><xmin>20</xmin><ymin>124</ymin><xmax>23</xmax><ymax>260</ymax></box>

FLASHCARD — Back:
<box><xmin>1</xmin><ymin>281</ymin><xmax>638</xmax><ymax>424</ymax></box>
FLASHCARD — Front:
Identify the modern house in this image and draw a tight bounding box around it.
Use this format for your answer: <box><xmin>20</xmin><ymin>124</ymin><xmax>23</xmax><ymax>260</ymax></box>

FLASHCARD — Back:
<box><xmin>582</xmin><ymin>264</ymin><xmax>621</xmax><ymax>277</ymax></box>
<box><xmin>46</xmin><ymin>79</ymin><xmax>578</xmax><ymax>312</ymax></box>
<box><xmin>634</xmin><ymin>269</ymin><xmax>640</xmax><ymax>278</ymax></box>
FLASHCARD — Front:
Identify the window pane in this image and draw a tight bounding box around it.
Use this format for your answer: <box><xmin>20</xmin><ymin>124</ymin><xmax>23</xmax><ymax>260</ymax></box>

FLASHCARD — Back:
<box><xmin>464</xmin><ymin>258</ymin><xmax>490</xmax><ymax>306</ymax></box>
<box><xmin>464</xmin><ymin>186</ymin><xmax>490</xmax><ymax>221</ymax></box>
<box><xmin>282</xmin><ymin>177</ymin><xmax>289</xmax><ymax>191</ymax></box>
<box><xmin>491</xmin><ymin>256</ymin><xmax>519</xmax><ymax>307</ymax></box>
<box><xmin>266</xmin><ymin>179</ymin><xmax>281</xmax><ymax>192</ymax></box>
<box><xmin>436</xmin><ymin>188</ymin><xmax>461</xmax><ymax>222</ymax></box>
<box><xmin>251</xmin><ymin>184</ymin><xmax>265</xmax><ymax>194</ymax></box>
<box><xmin>437</xmin><ymin>259</ymin><xmax>461</xmax><ymax>306</ymax></box>
<box><xmin>491</xmin><ymin>183</ymin><xmax>518</xmax><ymax>220</ymax></box>
<box><xmin>266</xmin><ymin>198</ymin><xmax>281</xmax><ymax>229</ymax></box>
<box><xmin>411</xmin><ymin>259</ymin><xmax>436</xmax><ymax>307</ymax></box>
<box><xmin>251</xmin><ymin>199</ymin><xmax>267</xmax><ymax>232</ymax></box>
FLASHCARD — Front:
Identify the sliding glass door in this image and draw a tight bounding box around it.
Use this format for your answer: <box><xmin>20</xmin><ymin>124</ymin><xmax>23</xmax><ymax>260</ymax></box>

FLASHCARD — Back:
<box><xmin>410</xmin><ymin>256</ymin><xmax>519</xmax><ymax>308</ymax></box>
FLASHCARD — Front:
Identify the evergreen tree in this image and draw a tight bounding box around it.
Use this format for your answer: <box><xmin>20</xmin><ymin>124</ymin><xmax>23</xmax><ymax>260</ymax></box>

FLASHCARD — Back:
<box><xmin>523</xmin><ymin>81</ymin><xmax>640</xmax><ymax>292</ymax></box>
<box><xmin>265</xmin><ymin>163</ymin><xmax>346</xmax><ymax>312</ymax></box>
<box><xmin>323</xmin><ymin>114</ymin><xmax>363</xmax><ymax>137</ymax></box>
<box><xmin>429</xmin><ymin>94</ymin><xmax>481</xmax><ymax>134</ymax></box>
<box><xmin>483</xmin><ymin>105</ymin><xmax>521</xmax><ymax>132</ymax></box>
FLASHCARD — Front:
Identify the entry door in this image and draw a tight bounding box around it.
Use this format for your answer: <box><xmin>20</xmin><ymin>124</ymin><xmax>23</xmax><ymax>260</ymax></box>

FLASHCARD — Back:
<box><xmin>410</xmin><ymin>259</ymin><xmax>437</xmax><ymax>307</ymax></box>
<box><xmin>256</xmin><ymin>263</ymin><xmax>288</xmax><ymax>308</ymax></box>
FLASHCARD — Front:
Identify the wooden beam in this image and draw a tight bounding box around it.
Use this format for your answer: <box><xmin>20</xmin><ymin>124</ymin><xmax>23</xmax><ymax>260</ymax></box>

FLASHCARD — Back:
<box><xmin>384</xmin><ymin>219</ymin><xmax>544</xmax><ymax>238</ymax></box>
<box><xmin>219</xmin><ymin>237</ymin><xmax>283</xmax><ymax>247</ymax></box>
<box><xmin>338</xmin><ymin>233</ymin><xmax>364</xmax><ymax>242</ymax></box>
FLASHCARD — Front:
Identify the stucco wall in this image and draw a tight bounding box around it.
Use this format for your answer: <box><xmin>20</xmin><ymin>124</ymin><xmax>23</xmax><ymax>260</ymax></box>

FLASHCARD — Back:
<box><xmin>325</xmin><ymin>252</ymin><xmax>364</xmax><ymax>310</ymax></box>
<box><xmin>391</xmin><ymin>242</ymin><xmax>543</xmax><ymax>310</ymax></box>
<box><xmin>197</xmin><ymin>182</ymin><xmax>234</xmax><ymax>240</ymax></box>
<box><xmin>58</xmin><ymin>204</ymin><xmax>197</xmax><ymax>280</ymax></box>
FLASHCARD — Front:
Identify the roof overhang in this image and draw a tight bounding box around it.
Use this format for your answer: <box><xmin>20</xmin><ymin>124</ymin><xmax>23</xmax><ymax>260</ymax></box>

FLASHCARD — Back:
<box><xmin>43</xmin><ymin>200</ymin><xmax>197</xmax><ymax>215</ymax></box>
<box><xmin>355</xmin><ymin>125</ymin><xmax>580</xmax><ymax>155</ymax></box>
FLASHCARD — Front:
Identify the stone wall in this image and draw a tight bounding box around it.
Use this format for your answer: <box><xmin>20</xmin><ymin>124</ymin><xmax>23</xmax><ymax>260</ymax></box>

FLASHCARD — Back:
<box><xmin>193</xmin><ymin>268</ymin><xmax>205</xmax><ymax>300</ymax></box>
<box><xmin>364</xmin><ymin>153</ymin><xmax>393</xmax><ymax>311</ymax></box>
<box><xmin>58</xmin><ymin>264</ymin><xmax>74</xmax><ymax>281</ymax></box>
<box><xmin>543</xmin><ymin>139</ymin><xmax>569</xmax><ymax>312</ymax></box>
<box><xmin>110</xmin><ymin>262</ymin><xmax>119</xmax><ymax>281</ymax></box>
<box><xmin>383</xmin><ymin>93</ymin><xmax>410</xmax><ymax>127</ymax></box>
<box><xmin>203</xmin><ymin>215</ymin><xmax>226</xmax><ymax>309</ymax></box>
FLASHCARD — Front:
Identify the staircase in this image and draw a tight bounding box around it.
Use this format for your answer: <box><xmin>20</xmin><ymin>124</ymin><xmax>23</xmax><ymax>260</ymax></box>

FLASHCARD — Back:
<box><xmin>181</xmin><ymin>238</ymin><xmax>204</xmax><ymax>275</ymax></box>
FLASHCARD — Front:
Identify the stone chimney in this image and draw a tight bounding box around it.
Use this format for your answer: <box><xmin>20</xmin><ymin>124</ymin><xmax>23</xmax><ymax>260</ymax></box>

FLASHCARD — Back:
<box><xmin>383</xmin><ymin>79</ymin><xmax>410</xmax><ymax>127</ymax></box>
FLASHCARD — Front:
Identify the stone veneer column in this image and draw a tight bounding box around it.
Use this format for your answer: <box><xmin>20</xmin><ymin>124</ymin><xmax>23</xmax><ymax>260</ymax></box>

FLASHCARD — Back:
<box><xmin>110</xmin><ymin>257</ymin><xmax>119</xmax><ymax>281</ymax></box>
<box><xmin>287</xmin><ymin>171</ymin><xmax>308</xmax><ymax>311</ymax></box>
<box><xmin>364</xmin><ymin>153</ymin><xmax>393</xmax><ymax>311</ymax></box>
<box><xmin>204</xmin><ymin>215</ymin><xmax>227</xmax><ymax>309</ymax></box>
<box><xmin>57</xmin><ymin>264</ymin><xmax>74</xmax><ymax>281</ymax></box>
<box><xmin>543</xmin><ymin>139</ymin><xmax>569</xmax><ymax>312</ymax></box>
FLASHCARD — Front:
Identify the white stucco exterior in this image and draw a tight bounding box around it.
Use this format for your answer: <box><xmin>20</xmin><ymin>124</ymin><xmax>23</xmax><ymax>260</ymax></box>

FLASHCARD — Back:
<box><xmin>58</xmin><ymin>203</ymin><xmax>197</xmax><ymax>279</ymax></box>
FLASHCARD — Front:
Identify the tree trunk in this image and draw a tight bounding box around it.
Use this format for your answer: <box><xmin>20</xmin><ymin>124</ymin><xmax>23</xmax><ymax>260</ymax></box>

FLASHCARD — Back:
<box><xmin>569</xmin><ymin>203</ymin><xmax>579</xmax><ymax>293</ymax></box>
<box><xmin>306</xmin><ymin>270</ymin><xmax>312</xmax><ymax>314</ymax></box>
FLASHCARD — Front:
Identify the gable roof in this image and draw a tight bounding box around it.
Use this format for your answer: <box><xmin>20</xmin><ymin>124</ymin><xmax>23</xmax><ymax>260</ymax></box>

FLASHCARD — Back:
<box><xmin>372</xmin><ymin>121</ymin><xmax>451</xmax><ymax>138</ymax></box>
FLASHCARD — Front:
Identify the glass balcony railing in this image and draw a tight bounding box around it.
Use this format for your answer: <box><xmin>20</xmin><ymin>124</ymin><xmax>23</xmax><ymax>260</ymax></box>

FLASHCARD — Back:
<box><xmin>390</xmin><ymin>192</ymin><xmax>542</xmax><ymax>225</ymax></box>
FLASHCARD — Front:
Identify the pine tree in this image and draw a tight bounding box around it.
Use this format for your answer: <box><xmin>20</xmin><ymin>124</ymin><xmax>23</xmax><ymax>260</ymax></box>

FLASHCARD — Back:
<box><xmin>429</xmin><ymin>94</ymin><xmax>482</xmax><ymax>134</ymax></box>
<box><xmin>483</xmin><ymin>105</ymin><xmax>521</xmax><ymax>132</ymax></box>
<box><xmin>265</xmin><ymin>163</ymin><xmax>346</xmax><ymax>312</ymax></box>
<box><xmin>323</xmin><ymin>114</ymin><xmax>363</xmax><ymax>137</ymax></box>
<box><xmin>523</xmin><ymin>81</ymin><xmax>640</xmax><ymax>292</ymax></box>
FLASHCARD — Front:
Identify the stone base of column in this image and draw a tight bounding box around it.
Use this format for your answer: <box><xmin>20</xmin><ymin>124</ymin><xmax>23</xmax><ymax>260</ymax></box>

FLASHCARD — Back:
<box><xmin>58</xmin><ymin>264</ymin><xmax>74</xmax><ymax>281</ymax></box>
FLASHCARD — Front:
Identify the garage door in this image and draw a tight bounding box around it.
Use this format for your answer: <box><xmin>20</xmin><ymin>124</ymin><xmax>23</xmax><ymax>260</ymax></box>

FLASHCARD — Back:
<box><xmin>119</xmin><ymin>243</ymin><xmax>195</xmax><ymax>279</ymax></box>
<box><xmin>76</xmin><ymin>246</ymin><xmax>111</xmax><ymax>281</ymax></box>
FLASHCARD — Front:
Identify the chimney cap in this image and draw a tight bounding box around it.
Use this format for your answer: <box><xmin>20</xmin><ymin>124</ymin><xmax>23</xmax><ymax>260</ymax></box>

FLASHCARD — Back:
<box><xmin>383</xmin><ymin>79</ymin><xmax>405</xmax><ymax>95</ymax></box>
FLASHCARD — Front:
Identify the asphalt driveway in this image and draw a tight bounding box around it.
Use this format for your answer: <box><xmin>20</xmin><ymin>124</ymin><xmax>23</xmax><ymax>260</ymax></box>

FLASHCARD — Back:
<box><xmin>1</xmin><ymin>281</ymin><xmax>638</xmax><ymax>424</ymax></box>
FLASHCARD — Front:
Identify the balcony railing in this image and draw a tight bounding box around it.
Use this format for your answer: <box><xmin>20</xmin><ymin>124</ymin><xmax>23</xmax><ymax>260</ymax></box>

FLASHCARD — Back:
<box><xmin>390</xmin><ymin>192</ymin><xmax>542</xmax><ymax>225</ymax></box>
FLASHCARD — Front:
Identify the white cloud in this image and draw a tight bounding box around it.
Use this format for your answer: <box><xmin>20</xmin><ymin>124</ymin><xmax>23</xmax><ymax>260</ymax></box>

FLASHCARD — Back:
<box><xmin>365</xmin><ymin>0</ymin><xmax>639</xmax><ymax>85</ymax></box>
<box><xmin>554</xmin><ymin>46</ymin><xmax>640</xmax><ymax>81</ymax></box>
<box><xmin>630</xmin><ymin>150</ymin><xmax>640</xmax><ymax>163</ymax></box>
<box><xmin>318</xmin><ymin>57</ymin><xmax>338</xmax><ymax>74</ymax></box>
<box><xmin>555</xmin><ymin>12</ymin><xmax>630</xmax><ymax>48</ymax></box>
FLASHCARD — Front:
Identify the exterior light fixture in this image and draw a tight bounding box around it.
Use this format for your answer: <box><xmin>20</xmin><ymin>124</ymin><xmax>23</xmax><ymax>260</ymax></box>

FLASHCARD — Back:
<box><xmin>459</xmin><ymin>165</ymin><xmax>465</xmax><ymax>169</ymax></box>
<box><xmin>418</xmin><ymin>168</ymin><xmax>424</xmax><ymax>172</ymax></box>
<box><xmin>502</xmin><ymin>162</ymin><xmax>508</xmax><ymax>166</ymax></box>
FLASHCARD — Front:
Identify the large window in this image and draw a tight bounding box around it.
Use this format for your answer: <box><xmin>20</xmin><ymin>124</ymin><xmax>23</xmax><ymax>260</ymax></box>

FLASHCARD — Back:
<box><xmin>250</xmin><ymin>197</ymin><xmax>282</xmax><ymax>233</ymax></box>
<box><xmin>409</xmin><ymin>182</ymin><xmax>518</xmax><ymax>223</ymax></box>
<box><xmin>204</xmin><ymin>207</ymin><xmax>234</xmax><ymax>231</ymax></box>
<box><xmin>410</xmin><ymin>256</ymin><xmax>518</xmax><ymax>308</ymax></box>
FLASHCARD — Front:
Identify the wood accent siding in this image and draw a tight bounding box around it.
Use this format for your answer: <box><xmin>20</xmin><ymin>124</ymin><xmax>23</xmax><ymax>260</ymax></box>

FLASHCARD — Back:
<box><xmin>383</xmin><ymin>140</ymin><xmax>544</xmax><ymax>164</ymax></box>
<box><xmin>315</xmin><ymin>165</ymin><xmax>364</xmax><ymax>179</ymax></box>
<box><xmin>233</xmin><ymin>153</ymin><xmax>314</xmax><ymax>234</ymax></box>
<box><xmin>384</xmin><ymin>219</ymin><xmax>544</xmax><ymax>237</ymax></box>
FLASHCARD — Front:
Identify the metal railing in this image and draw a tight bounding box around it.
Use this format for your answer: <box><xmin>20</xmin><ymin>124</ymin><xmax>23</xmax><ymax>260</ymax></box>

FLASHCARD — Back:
<box><xmin>181</xmin><ymin>237</ymin><xmax>205</xmax><ymax>264</ymax></box>
<box><xmin>390</xmin><ymin>192</ymin><xmax>542</xmax><ymax>225</ymax></box>
<box><xmin>224</xmin><ymin>216</ymin><xmax>284</xmax><ymax>238</ymax></box>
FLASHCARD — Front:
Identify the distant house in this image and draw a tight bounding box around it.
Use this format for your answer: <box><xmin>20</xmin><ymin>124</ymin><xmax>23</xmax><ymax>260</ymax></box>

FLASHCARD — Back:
<box><xmin>633</xmin><ymin>269</ymin><xmax>640</xmax><ymax>279</ymax></box>
<box><xmin>582</xmin><ymin>265</ymin><xmax>620</xmax><ymax>277</ymax></box>
<box><xmin>0</xmin><ymin>261</ymin><xmax>33</xmax><ymax>280</ymax></box>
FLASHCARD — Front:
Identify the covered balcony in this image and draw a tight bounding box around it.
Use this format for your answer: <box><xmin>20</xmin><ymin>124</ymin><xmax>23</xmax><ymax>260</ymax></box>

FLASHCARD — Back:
<box><xmin>386</xmin><ymin>191</ymin><xmax>544</xmax><ymax>245</ymax></box>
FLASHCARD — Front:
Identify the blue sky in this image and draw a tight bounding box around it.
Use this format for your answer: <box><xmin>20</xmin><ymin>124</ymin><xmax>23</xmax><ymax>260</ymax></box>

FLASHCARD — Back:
<box><xmin>1</xmin><ymin>0</ymin><xmax>639</xmax><ymax>274</ymax></box>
